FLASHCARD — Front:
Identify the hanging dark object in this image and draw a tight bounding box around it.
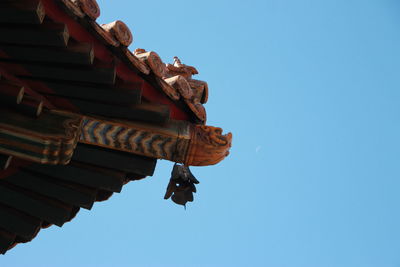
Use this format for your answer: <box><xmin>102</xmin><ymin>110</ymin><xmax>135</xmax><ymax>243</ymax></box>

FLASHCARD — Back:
<box><xmin>164</xmin><ymin>163</ymin><xmax>199</xmax><ymax>207</ymax></box>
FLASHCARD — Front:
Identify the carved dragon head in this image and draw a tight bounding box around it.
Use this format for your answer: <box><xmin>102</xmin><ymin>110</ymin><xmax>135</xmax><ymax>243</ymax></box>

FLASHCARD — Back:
<box><xmin>185</xmin><ymin>125</ymin><xmax>232</xmax><ymax>166</ymax></box>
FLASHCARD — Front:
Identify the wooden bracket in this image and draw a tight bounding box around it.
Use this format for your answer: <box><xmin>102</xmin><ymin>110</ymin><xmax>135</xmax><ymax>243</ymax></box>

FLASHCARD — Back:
<box><xmin>79</xmin><ymin>116</ymin><xmax>232</xmax><ymax>166</ymax></box>
<box><xmin>0</xmin><ymin>109</ymin><xmax>82</xmax><ymax>164</ymax></box>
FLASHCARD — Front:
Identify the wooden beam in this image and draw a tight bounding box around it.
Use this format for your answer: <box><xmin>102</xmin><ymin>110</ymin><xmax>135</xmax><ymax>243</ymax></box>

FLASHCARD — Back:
<box><xmin>79</xmin><ymin>116</ymin><xmax>233</xmax><ymax>166</ymax></box>
<box><xmin>0</xmin><ymin>182</ymin><xmax>74</xmax><ymax>227</ymax></box>
<box><xmin>44</xmin><ymin>96</ymin><xmax>170</xmax><ymax>124</ymax></box>
<box><xmin>0</xmin><ymin>229</ymin><xmax>15</xmax><ymax>255</ymax></box>
<box><xmin>0</xmin><ymin>0</ymin><xmax>45</xmax><ymax>25</ymax></box>
<box><xmin>40</xmin><ymin>81</ymin><xmax>142</xmax><ymax>105</ymax></box>
<box><xmin>0</xmin><ymin>81</ymin><xmax>24</xmax><ymax>105</ymax></box>
<box><xmin>72</xmin><ymin>143</ymin><xmax>157</xmax><ymax>176</ymax></box>
<box><xmin>4</xmin><ymin>170</ymin><xmax>97</xmax><ymax>210</ymax></box>
<box><xmin>0</xmin><ymin>109</ymin><xmax>82</xmax><ymax>165</ymax></box>
<box><xmin>0</xmin><ymin>154</ymin><xmax>12</xmax><ymax>170</ymax></box>
<box><xmin>0</xmin><ymin>42</ymin><xmax>94</xmax><ymax>65</ymax></box>
<box><xmin>17</xmin><ymin>95</ymin><xmax>43</xmax><ymax>117</ymax></box>
<box><xmin>0</xmin><ymin>202</ymin><xmax>42</xmax><ymax>241</ymax></box>
<box><xmin>23</xmin><ymin>162</ymin><xmax>125</xmax><ymax>193</ymax></box>
<box><xmin>0</xmin><ymin>21</ymin><xmax>69</xmax><ymax>47</ymax></box>
<box><xmin>0</xmin><ymin>61</ymin><xmax>116</xmax><ymax>85</ymax></box>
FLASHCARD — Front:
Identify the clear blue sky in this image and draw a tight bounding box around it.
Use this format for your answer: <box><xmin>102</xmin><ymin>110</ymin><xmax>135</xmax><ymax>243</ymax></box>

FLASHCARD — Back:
<box><xmin>3</xmin><ymin>0</ymin><xmax>400</xmax><ymax>266</ymax></box>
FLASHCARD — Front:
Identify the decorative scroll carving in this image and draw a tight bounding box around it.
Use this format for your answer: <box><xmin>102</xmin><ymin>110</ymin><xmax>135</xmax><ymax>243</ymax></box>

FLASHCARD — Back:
<box><xmin>71</xmin><ymin>0</ymin><xmax>100</xmax><ymax>20</ymax></box>
<box><xmin>185</xmin><ymin>125</ymin><xmax>232</xmax><ymax>166</ymax></box>
<box><xmin>0</xmin><ymin>109</ymin><xmax>83</xmax><ymax>164</ymax></box>
<box><xmin>79</xmin><ymin>116</ymin><xmax>231</xmax><ymax>166</ymax></box>
<box><xmin>102</xmin><ymin>21</ymin><xmax>133</xmax><ymax>47</ymax></box>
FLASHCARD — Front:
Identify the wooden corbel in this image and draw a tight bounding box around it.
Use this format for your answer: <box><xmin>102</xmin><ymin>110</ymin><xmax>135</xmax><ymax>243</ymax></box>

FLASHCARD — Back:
<box><xmin>79</xmin><ymin>116</ymin><xmax>232</xmax><ymax>166</ymax></box>
<box><xmin>0</xmin><ymin>109</ymin><xmax>83</xmax><ymax>164</ymax></box>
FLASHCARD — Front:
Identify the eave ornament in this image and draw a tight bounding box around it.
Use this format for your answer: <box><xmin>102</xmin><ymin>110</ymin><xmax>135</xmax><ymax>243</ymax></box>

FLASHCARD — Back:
<box><xmin>79</xmin><ymin>116</ymin><xmax>232</xmax><ymax>167</ymax></box>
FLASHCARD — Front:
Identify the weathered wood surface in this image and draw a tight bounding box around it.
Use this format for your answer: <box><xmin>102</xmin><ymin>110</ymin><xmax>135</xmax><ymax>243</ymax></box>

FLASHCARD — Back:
<box><xmin>0</xmin><ymin>42</ymin><xmax>94</xmax><ymax>66</ymax></box>
<box><xmin>0</xmin><ymin>182</ymin><xmax>74</xmax><ymax>227</ymax></box>
<box><xmin>0</xmin><ymin>109</ymin><xmax>82</xmax><ymax>164</ymax></box>
<box><xmin>72</xmin><ymin>143</ymin><xmax>157</xmax><ymax>176</ymax></box>
<box><xmin>17</xmin><ymin>95</ymin><xmax>43</xmax><ymax>117</ymax></box>
<box><xmin>0</xmin><ymin>229</ymin><xmax>15</xmax><ymax>254</ymax></box>
<box><xmin>0</xmin><ymin>154</ymin><xmax>12</xmax><ymax>170</ymax></box>
<box><xmin>39</xmin><ymin>81</ymin><xmax>142</xmax><ymax>106</ymax></box>
<box><xmin>0</xmin><ymin>66</ymin><xmax>55</xmax><ymax>109</ymax></box>
<box><xmin>0</xmin><ymin>81</ymin><xmax>24</xmax><ymax>105</ymax></box>
<box><xmin>45</xmin><ymin>96</ymin><xmax>170</xmax><ymax>124</ymax></box>
<box><xmin>24</xmin><ymin>161</ymin><xmax>125</xmax><ymax>193</ymax></box>
<box><xmin>3</xmin><ymin>170</ymin><xmax>96</xmax><ymax>210</ymax></box>
<box><xmin>0</xmin><ymin>61</ymin><xmax>116</xmax><ymax>85</ymax></box>
<box><xmin>0</xmin><ymin>0</ymin><xmax>45</xmax><ymax>25</ymax></box>
<box><xmin>0</xmin><ymin>202</ymin><xmax>42</xmax><ymax>241</ymax></box>
<box><xmin>0</xmin><ymin>22</ymin><xmax>69</xmax><ymax>47</ymax></box>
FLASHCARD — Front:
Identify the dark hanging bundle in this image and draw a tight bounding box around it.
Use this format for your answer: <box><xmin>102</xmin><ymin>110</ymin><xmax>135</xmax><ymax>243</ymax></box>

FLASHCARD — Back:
<box><xmin>164</xmin><ymin>163</ymin><xmax>199</xmax><ymax>207</ymax></box>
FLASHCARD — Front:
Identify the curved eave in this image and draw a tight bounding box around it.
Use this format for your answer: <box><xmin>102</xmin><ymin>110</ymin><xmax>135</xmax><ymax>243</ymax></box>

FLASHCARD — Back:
<box><xmin>41</xmin><ymin>0</ymin><xmax>193</xmax><ymax>121</ymax></box>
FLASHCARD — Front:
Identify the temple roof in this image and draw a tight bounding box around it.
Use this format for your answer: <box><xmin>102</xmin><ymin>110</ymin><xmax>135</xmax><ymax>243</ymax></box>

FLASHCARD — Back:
<box><xmin>0</xmin><ymin>0</ymin><xmax>232</xmax><ymax>254</ymax></box>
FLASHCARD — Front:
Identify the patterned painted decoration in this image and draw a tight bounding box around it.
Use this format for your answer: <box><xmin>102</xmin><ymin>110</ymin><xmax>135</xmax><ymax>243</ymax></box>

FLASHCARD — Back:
<box><xmin>0</xmin><ymin>109</ymin><xmax>82</xmax><ymax>164</ymax></box>
<box><xmin>79</xmin><ymin>117</ymin><xmax>191</xmax><ymax>163</ymax></box>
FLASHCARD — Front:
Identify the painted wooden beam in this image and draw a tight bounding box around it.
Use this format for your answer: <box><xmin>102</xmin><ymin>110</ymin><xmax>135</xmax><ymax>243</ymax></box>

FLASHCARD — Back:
<box><xmin>4</xmin><ymin>170</ymin><xmax>96</xmax><ymax>210</ymax></box>
<box><xmin>0</xmin><ymin>229</ymin><xmax>15</xmax><ymax>255</ymax></box>
<box><xmin>0</xmin><ymin>202</ymin><xmax>42</xmax><ymax>241</ymax></box>
<box><xmin>0</xmin><ymin>182</ymin><xmax>74</xmax><ymax>227</ymax></box>
<box><xmin>45</xmin><ymin>96</ymin><xmax>169</xmax><ymax>124</ymax></box>
<box><xmin>72</xmin><ymin>144</ymin><xmax>157</xmax><ymax>176</ymax></box>
<box><xmin>0</xmin><ymin>81</ymin><xmax>24</xmax><ymax>105</ymax></box>
<box><xmin>24</xmin><ymin>162</ymin><xmax>125</xmax><ymax>193</ymax></box>
<box><xmin>0</xmin><ymin>154</ymin><xmax>12</xmax><ymax>170</ymax></box>
<box><xmin>39</xmin><ymin>80</ymin><xmax>142</xmax><ymax>106</ymax></box>
<box><xmin>0</xmin><ymin>21</ymin><xmax>69</xmax><ymax>47</ymax></box>
<box><xmin>0</xmin><ymin>0</ymin><xmax>45</xmax><ymax>25</ymax></box>
<box><xmin>79</xmin><ymin>116</ymin><xmax>232</xmax><ymax>166</ymax></box>
<box><xmin>0</xmin><ymin>61</ymin><xmax>116</xmax><ymax>85</ymax></box>
<box><xmin>0</xmin><ymin>109</ymin><xmax>82</xmax><ymax>164</ymax></box>
<box><xmin>0</xmin><ymin>42</ymin><xmax>94</xmax><ymax>65</ymax></box>
<box><xmin>17</xmin><ymin>95</ymin><xmax>43</xmax><ymax>117</ymax></box>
